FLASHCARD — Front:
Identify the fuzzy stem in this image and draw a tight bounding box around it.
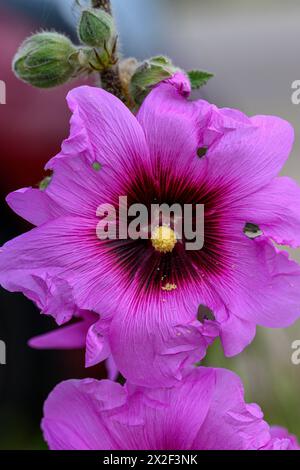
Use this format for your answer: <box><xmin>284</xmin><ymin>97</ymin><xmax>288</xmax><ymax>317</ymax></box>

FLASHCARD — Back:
<box><xmin>91</xmin><ymin>0</ymin><xmax>112</xmax><ymax>14</ymax></box>
<box><xmin>91</xmin><ymin>0</ymin><xmax>126</xmax><ymax>103</ymax></box>
<box><xmin>99</xmin><ymin>68</ymin><xmax>123</xmax><ymax>101</ymax></box>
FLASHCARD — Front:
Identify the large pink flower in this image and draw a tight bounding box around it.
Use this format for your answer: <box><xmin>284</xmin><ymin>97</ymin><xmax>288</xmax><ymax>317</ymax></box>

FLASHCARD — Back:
<box><xmin>1</xmin><ymin>73</ymin><xmax>300</xmax><ymax>386</ymax></box>
<box><xmin>41</xmin><ymin>367</ymin><xmax>299</xmax><ymax>450</ymax></box>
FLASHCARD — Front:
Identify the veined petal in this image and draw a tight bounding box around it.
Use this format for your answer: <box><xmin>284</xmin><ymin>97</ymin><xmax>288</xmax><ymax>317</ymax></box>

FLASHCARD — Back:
<box><xmin>109</xmin><ymin>290</ymin><xmax>220</xmax><ymax>387</ymax></box>
<box><xmin>0</xmin><ymin>216</ymin><xmax>104</xmax><ymax>323</ymax></box>
<box><xmin>44</xmin><ymin>153</ymin><xmax>115</xmax><ymax>219</ymax></box>
<box><xmin>265</xmin><ymin>426</ymin><xmax>300</xmax><ymax>450</ymax></box>
<box><xmin>137</xmin><ymin>73</ymin><xmax>212</xmax><ymax>171</ymax></box>
<box><xmin>215</xmin><ymin>236</ymin><xmax>300</xmax><ymax>332</ymax></box>
<box><xmin>240</xmin><ymin>176</ymin><xmax>300</xmax><ymax>248</ymax></box>
<box><xmin>29</xmin><ymin>311</ymin><xmax>96</xmax><ymax>349</ymax></box>
<box><xmin>42</xmin><ymin>368</ymin><xmax>277</xmax><ymax>450</ymax></box>
<box><xmin>47</xmin><ymin>86</ymin><xmax>150</xmax><ymax>174</ymax></box>
<box><xmin>42</xmin><ymin>379</ymin><xmax>126</xmax><ymax>450</ymax></box>
<box><xmin>192</xmin><ymin>368</ymin><xmax>270</xmax><ymax>450</ymax></box>
<box><xmin>85</xmin><ymin>319</ymin><xmax>111</xmax><ymax>368</ymax></box>
<box><xmin>204</xmin><ymin>114</ymin><xmax>294</xmax><ymax>198</ymax></box>
<box><xmin>220</xmin><ymin>314</ymin><xmax>256</xmax><ymax>357</ymax></box>
<box><xmin>6</xmin><ymin>187</ymin><xmax>67</xmax><ymax>226</ymax></box>
<box><xmin>105</xmin><ymin>355</ymin><xmax>119</xmax><ymax>381</ymax></box>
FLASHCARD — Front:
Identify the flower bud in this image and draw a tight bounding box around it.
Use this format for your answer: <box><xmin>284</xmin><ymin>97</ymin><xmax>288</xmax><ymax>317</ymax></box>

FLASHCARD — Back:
<box><xmin>78</xmin><ymin>9</ymin><xmax>115</xmax><ymax>49</ymax></box>
<box><xmin>130</xmin><ymin>56</ymin><xmax>179</xmax><ymax>105</ymax></box>
<box><xmin>13</xmin><ymin>32</ymin><xmax>78</xmax><ymax>88</ymax></box>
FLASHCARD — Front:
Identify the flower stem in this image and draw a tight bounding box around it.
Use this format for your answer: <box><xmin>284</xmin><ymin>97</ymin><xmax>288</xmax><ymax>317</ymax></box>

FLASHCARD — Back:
<box><xmin>91</xmin><ymin>0</ymin><xmax>126</xmax><ymax>103</ymax></box>
<box><xmin>91</xmin><ymin>0</ymin><xmax>111</xmax><ymax>14</ymax></box>
<box><xmin>100</xmin><ymin>68</ymin><xmax>125</xmax><ymax>101</ymax></box>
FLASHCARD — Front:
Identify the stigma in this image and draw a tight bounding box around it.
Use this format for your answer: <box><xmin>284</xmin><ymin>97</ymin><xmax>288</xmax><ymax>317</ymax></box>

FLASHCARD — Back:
<box><xmin>151</xmin><ymin>225</ymin><xmax>177</xmax><ymax>253</ymax></box>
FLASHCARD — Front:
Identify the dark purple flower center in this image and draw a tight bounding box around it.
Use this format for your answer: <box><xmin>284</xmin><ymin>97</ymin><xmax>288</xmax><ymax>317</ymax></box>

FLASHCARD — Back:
<box><xmin>101</xmin><ymin>163</ymin><xmax>230</xmax><ymax>296</ymax></box>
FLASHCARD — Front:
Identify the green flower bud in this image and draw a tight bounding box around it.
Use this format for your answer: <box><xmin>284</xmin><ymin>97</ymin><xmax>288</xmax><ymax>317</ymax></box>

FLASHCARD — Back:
<box><xmin>130</xmin><ymin>56</ymin><xmax>179</xmax><ymax>105</ymax></box>
<box><xmin>13</xmin><ymin>32</ymin><xmax>78</xmax><ymax>88</ymax></box>
<box><xmin>78</xmin><ymin>9</ymin><xmax>115</xmax><ymax>48</ymax></box>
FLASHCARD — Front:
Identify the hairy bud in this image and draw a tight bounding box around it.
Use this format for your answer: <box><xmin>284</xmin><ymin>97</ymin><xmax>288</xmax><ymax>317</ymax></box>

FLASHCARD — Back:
<box><xmin>13</xmin><ymin>32</ymin><xmax>78</xmax><ymax>88</ymax></box>
<box><xmin>78</xmin><ymin>9</ymin><xmax>115</xmax><ymax>49</ymax></box>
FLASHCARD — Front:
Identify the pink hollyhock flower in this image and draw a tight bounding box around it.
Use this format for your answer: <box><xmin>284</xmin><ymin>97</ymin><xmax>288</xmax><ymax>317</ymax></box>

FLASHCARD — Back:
<box><xmin>41</xmin><ymin>367</ymin><xmax>299</xmax><ymax>450</ymax></box>
<box><xmin>1</xmin><ymin>73</ymin><xmax>300</xmax><ymax>386</ymax></box>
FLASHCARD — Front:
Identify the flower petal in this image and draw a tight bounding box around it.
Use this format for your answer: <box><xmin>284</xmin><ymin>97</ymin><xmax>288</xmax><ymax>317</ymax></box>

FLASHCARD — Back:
<box><xmin>192</xmin><ymin>368</ymin><xmax>270</xmax><ymax>450</ymax></box>
<box><xmin>116</xmin><ymin>367</ymin><xmax>217</xmax><ymax>449</ymax></box>
<box><xmin>105</xmin><ymin>355</ymin><xmax>119</xmax><ymax>381</ymax></box>
<box><xmin>205</xmin><ymin>114</ymin><xmax>294</xmax><ymax>197</ymax></box>
<box><xmin>224</xmin><ymin>237</ymin><xmax>300</xmax><ymax>329</ymax></box>
<box><xmin>6</xmin><ymin>187</ymin><xmax>66</xmax><ymax>226</ymax></box>
<box><xmin>137</xmin><ymin>73</ymin><xmax>212</xmax><ymax>168</ymax></box>
<box><xmin>42</xmin><ymin>368</ymin><xmax>275</xmax><ymax>450</ymax></box>
<box><xmin>28</xmin><ymin>311</ymin><xmax>96</xmax><ymax>349</ymax></box>
<box><xmin>265</xmin><ymin>426</ymin><xmax>300</xmax><ymax>450</ymax></box>
<box><xmin>109</xmin><ymin>295</ymin><xmax>219</xmax><ymax>387</ymax></box>
<box><xmin>220</xmin><ymin>314</ymin><xmax>256</xmax><ymax>357</ymax></box>
<box><xmin>47</xmin><ymin>86</ymin><xmax>150</xmax><ymax>174</ymax></box>
<box><xmin>0</xmin><ymin>216</ymin><xmax>104</xmax><ymax>323</ymax></box>
<box><xmin>42</xmin><ymin>379</ymin><xmax>126</xmax><ymax>450</ymax></box>
<box><xmin>240</xmin><ymin>176</ymin><xmax>300</xmax><ymax>248</ymax></box>
<box><xmin>85</xmin><ymin>319</ymin><xmax>111</xmax><ymax>368</ymax></box>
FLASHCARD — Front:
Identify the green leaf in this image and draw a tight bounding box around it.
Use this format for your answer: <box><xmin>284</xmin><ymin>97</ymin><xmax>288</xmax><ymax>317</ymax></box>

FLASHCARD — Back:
<box><xmin>187</xmin><ymin>70</ymin><xmax>214</xmax><ymax>90</ymax></box>
<box><xmin>130</xmin><ymin>56</ymin><xmax>177</xmax><ymax>105</ymax></box>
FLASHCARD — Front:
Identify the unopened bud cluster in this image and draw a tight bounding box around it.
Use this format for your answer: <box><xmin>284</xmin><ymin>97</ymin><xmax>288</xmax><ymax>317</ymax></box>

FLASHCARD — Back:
<box><xmin>12</xmin><ymin>5</ymin><xmax>214</xmax><ymax>108</ymax></box>
<box><xmin>13</xmin><ymin>8</ymin><xmax>117</xmax><ymax>88</ymax></box>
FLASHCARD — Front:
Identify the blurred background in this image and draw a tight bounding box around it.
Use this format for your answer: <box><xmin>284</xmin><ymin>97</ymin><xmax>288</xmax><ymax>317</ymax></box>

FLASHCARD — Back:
<box><xmin>0</xmin><ymin>0</ymin><xmax>300</xmax><ymax>449</ymax></box>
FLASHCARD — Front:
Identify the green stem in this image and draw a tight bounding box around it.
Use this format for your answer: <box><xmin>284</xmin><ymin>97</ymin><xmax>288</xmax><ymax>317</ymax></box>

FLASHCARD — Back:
<box><xmin>100</xmin><ymin>68</ymin><xmax>125</xmax><ymax>102</ymax></box>
<box><xmin>91</xmin><ymin>0</ymin><xmax>126</xmax><ymax>103</ymax></box>
<box><xmin>91</xmin><ymin>1</ymin><xmax>112</xmax><ymax>16</ymax></box>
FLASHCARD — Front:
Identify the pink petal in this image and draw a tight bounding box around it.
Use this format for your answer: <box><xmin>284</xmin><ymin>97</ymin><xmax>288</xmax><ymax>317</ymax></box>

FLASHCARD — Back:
<box><xmin>226</xmin><ymin>237</ymin><xmax>300</xmax><ymax>328</ymax></box>
<box><xmin>109</xmin><ymin>290</ymin><xmax>220</xmax><ymax>387</ymax></box>
<box><xmin>137</xmin><ymin>72</ymin><xmax>211</xmax><ymax>169</ymax></box>
<box><xmin>241</xmin><ymin>176</ymin><xmax>300</xmax><ymax>248</ymax></box>
<box><xmin>42</xmin><ymin>368</ymin><xmax>275</xmax><ymax>450</ymax></box>
<box><xmin>0</xmin><ymin>216</ymin><xmax>104</xmax><ymax>322</ymax></box>
<box><xmin>85</xmin><ymin>319</ymin><xmax>111</xmax><ymax>368</ymax></box>
<box><xmin>205</xmin><ymin>114</ymin><xmax>294</xmax><ymax>197</ymax></box>
<box><xmin>220</xmin><ymin>314</ymin><xmax>256</xmax><ymax>357</ymax></box>
<box><xmin>47</xmin><ymin>85</ymin><xmax>150</xmax><ymax>174</ymax></box>
<box><xmin>105</xmin><ymin>355</ymin><xmax>119</xmax><ymax>381</ymax></box>
<box><xmin>42</xmin><ymin>379</ymin><xmax>126</xmax><ymax>450</ymax></box>
<box><xmin>267</xmin><ymin>426</ymin><xmax>300</xmax><ymax>450</ymax></box>
<box><xmin>192</xmin><ymin>368</ymin><xmax>270</xmax><ymax>450</ymax></box>
<box><xmin>6</xmin><ymin>187</ymin><xmax>66</xmax><ymax>226</ymax></box>
<box><xmin>29</xmin><ymin>311</ymin><xmax>96</xmax><ymax>349</ymax></box>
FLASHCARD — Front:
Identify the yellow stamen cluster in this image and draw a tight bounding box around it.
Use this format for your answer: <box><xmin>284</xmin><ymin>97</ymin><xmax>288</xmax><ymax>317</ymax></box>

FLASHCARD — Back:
<box><xmin>151</xmin><ymin>225</ymin><xmax>177</xmax><ymax>253</ymax></box>
<box><xmin>161</xmin><ymin>283</ymin><xmax>177</xmax><ymax>291</ymax></box>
